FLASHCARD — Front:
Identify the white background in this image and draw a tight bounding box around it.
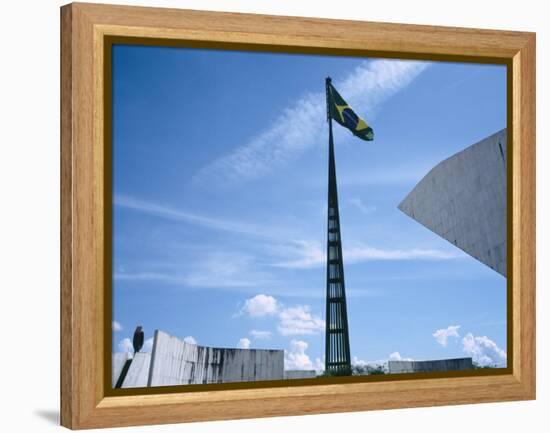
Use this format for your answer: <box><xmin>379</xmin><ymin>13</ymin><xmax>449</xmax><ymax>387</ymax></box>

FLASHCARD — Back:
<box><xmin>0</xmin><ymin>0</ymin><xmax>546</xmax><ymax>431</ymax></box>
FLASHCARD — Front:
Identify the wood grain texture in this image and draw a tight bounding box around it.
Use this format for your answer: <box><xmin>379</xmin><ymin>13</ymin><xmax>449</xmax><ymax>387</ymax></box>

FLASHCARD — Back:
<box><xmin>60</xmin><ymin>2</ymin><xmax>536</xmax><ymax>429</ymax></box>
<box><xmin>60</xmin><ymin>4</ymin><xmax>74</xmax><ymax>429</ymax></box>
<box><xmin>511</xmin><ymin>34</ymin><xmax>536</xmax><ymax>396</ymax></box>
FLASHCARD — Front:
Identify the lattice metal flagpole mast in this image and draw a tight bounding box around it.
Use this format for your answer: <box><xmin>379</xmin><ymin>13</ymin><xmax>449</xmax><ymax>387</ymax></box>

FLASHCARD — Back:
<box><xmin>324</xmin><ymin>77</ymin><xmax>352</xmax><ymax>375</ymax></box>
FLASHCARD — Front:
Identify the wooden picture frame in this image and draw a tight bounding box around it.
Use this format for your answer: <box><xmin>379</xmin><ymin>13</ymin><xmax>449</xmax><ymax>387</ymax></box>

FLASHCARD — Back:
<box><xmin>60</xmin><ymin>2</ymin><xmax>535</xmax><ymax>429</ymax></box>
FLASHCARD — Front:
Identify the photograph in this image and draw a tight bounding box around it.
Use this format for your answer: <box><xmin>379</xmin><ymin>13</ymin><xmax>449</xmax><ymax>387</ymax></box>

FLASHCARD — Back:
<box><xmin>1</xmin><ymin>0</ymin><xmax>542</xmax><ymax>430</ymax></box>
<box><xmin>110</xmin><ymin>44</ymin><xmax>508</xmax><ymax>388</ymax></box>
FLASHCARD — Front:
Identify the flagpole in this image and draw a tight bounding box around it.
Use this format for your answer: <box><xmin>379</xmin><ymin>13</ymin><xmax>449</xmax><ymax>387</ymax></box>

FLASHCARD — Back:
<box><xmin>325</xmin><ymin>77</ymin><xmax>334</xmax><ymax>175</ymax></box>
<box><xmin>325</xmin><ymin>76</ymin><xmax>332</xmax><ymax>373</ymax></box>
<box><xmin>324</xmin><ymin>77</ymin><xmax>352</xmax><ymax>375</ymax></box>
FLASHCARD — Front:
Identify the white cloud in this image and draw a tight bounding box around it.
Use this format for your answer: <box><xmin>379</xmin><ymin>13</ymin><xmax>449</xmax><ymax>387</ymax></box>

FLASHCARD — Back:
<box><xmin>284</xmin><ymin>340</ymin><xmax>323</xmax><ymax>372</ymax></box>
<box><xmin>389</xmin><ymin>352</ymin><xmax>401</xmax><ymax>361</ymax></box>
<box><xmin>239</xmin><ymin>294</ymin><xmax>280</xmax><ymax>317</ymax></box>
<box><xmin>112</xmin><ymin>321</ymin><xmax>123</xmax><ymax>332</ymax></box>
<box><xmin>433</xmin><ymin>325</ymin><xmax>461</xmax><ymax>347</ymax></box>
<box><xmin>352</xmin><ymin>356</ymin><xmax>369</xmax><ymax>367</ymax></box>
<box><xmin>183</xmin><ymin>336</ymin><xmax>197</xmax><ymax>345</ymax></box>
<box><xmin>195</xmin><ymin>59</ymin><xmax>429</xmax><ymax>186</ymax></box>
<box><xmin>462</xmin><ymin>333</ymin><xmax>507</xmax><ymax>367</ymax></box>
<box><xmin>277</xmin><ymin>305</ymin><xmax>325</xmax><ymax>336</ymax></box>
<box><xmin>272</xmin><ymin>240</ymin><xmax>461</xmax><ymax>269</ymax></box>
<box><xmin>249</xmin><ymin>329</ymin><xmax>272</xmax><ymax>340</ymax></box>
<box><xmin>351</xmin><ymin>356</ymin><xmax>388</xmax><ymax>373</ymax></box>
<box><xmin>349</xmin><ymin>198</ymin><xmax>376</xmax><ymax>215</ymax></box>
<box><xmin>237</xmin><ymin>338</ymin><xmax>251</xmax><ymax>349</ymax></box>
<box><xmin>238</xmin><ymin>295</ymin><xmax>324</xmax><ymax>337</ymax></box>
<box><xmin>118</xmin><ymin>338</ymin><xmax>133</xmax><ymax>355</ymax></box>
<box><xmin>388</xmin><ymin>351</ymin><xmax>413</xmax><ymax>361</ymax></box>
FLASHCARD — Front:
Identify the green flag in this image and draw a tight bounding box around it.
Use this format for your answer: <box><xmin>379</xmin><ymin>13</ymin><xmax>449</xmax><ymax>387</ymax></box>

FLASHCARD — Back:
<box><xmin>328</xmin><ymin>83</ymin><xmax>374</xmax><ymax>141</ymax></box>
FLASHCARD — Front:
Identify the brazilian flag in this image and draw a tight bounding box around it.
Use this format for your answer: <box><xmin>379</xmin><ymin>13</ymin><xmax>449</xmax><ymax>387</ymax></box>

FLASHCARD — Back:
<box><xmin>328</xmin><ymin>83</ymin><xmax>374</xmax><ymax>141</ymax></box>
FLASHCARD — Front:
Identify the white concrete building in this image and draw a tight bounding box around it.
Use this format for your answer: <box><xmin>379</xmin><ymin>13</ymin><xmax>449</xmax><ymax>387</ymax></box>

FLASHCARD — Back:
<box><xmin>113</xmin><ymin>330</ymin><xmax>286</xmax><ymax>388</ymax></box>
<box><xmin>147</xmin><ymin>330</ymin><xmax>284</xmax><ymax>386</ymax></box>
<box><xmin>399</xmin><ymin>129</ymin><xmax>507</xmax><ymax>277</ymax></box>
<box><xmin>388</xmin><ymin>357</ymin><xmax>473</xmax><ymax>374</ymax></box>
<box><xmin>284</xmin><ymin>370</ymin><xmax>317</xmax><ymax>379</ymax></box>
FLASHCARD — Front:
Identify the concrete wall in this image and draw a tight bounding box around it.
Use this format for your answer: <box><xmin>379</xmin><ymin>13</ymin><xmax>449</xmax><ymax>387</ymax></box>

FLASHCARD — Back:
<box><xmin>147</xmin><ymin>330</ymin><xmax>284</xmax><ymax>386</ymax></box>
<box><xmin>398</xmin><ymin>129</ymin><xmax>507</xmax><ymax>277</ymax></box>
<box><xmin>121</xmin><ymin>352</ymin><xmax>151</xmax><ymax>388</ymax></box>
<box><xmin>284</xmin><ymin>370</ymin><xmax>317</xmax><ymax>379</ymax></box>
<box><xmin>112</xmin><ymin>352</ymin><xmax>128</xmax><ymax>387</ymax></box>
<box><xmin>388</xmin><ymin>357</ymin><xmax>473</xmax><ymax>374</ymax></box>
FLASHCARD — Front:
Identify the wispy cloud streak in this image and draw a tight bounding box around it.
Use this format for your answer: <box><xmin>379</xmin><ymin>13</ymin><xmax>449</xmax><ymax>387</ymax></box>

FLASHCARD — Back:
<box><xmin>114</xmin><ymin>195</ymin><xmax>274</xmax><ymax>239</ymax></box>
<box><xmin>114</xmin><ymin>251</ymin><xmax>273</xmax><ymax>290</ymax></box>
<box><xmin>272</xmin><ymin>240</ymin><xmax>463</xmax><ymax>269</ymax></box>
<box><xmin>194</xmin><ymin>59</ymin><xmax>430</xmax><ymax>185</ymax></box>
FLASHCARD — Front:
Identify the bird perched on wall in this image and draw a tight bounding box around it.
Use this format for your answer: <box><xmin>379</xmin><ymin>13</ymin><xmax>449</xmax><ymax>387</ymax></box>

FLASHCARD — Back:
<box><xmin>133</xmin><ymin>326</ymin><xmax>144</xmax><ymax>354</ymax></box>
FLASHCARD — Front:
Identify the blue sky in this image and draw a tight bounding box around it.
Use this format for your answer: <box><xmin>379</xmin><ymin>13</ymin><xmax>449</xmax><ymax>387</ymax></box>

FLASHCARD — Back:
<box><xmin>111</xmin><ymin>45</ymin><xmax>507</xmax><ymax>371</ymax></box>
